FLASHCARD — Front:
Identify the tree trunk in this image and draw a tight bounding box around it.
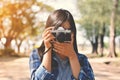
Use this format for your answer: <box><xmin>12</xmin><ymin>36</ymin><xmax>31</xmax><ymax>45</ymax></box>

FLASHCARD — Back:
<box><xmin>99</xmin><ymin>34</ymin><xmax>104</xmax><ymax>56</ymax></box>
<box><xmin>119</xmin><ymin>39</ymin><xmax>120</xmax><ymax>53</ymax></box>
<box><xmin>99</xmin><ymin>23</ymin><xmax>105</xmax><ymax>57</ymax></box>
<box><xmin>17</xmin><ymin>43</ymin><xmax>21</xmax><ymax>53</ymax></box>
<box><xmin>91</xmin><ymin>35</ymin><xmax>98</xmax><ymax>54</ymax></box>
<box><xmin>15</xmin><ymin>39</ymin><xmax>24</xmax><ymax>53</ymax></box>
<box><xmin>4</xmin><ymin>37</ymin><xmax>13</xmax><ymax>48</ymax></box>
<box><xmin>108</xmin><ymin>0</ymin><xmax>118</xmax><ymax>57</ymax></box>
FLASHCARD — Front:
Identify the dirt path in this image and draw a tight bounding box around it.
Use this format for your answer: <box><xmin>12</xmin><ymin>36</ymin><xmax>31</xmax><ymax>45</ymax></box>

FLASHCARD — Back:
<box><xmin>0</xmin><ymin>57</ymin><xmax>29</xmax><ymax>80</ymax></box>
<box><xmin>89</xmin><ymin>58</ymin><xmax>120</xmax><ymax>80</ymax></box>
<box><xmin>0</xmin><ymin>57</ymin><xmax>120</xmax><ymax>80</ymax></box>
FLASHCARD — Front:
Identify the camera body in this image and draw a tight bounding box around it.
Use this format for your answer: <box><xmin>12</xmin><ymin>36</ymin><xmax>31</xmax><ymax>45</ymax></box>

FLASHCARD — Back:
<box><xmin>51</xmin><ymin>27</ymin><xmax>71</xmax><ymax>43</ymax></box>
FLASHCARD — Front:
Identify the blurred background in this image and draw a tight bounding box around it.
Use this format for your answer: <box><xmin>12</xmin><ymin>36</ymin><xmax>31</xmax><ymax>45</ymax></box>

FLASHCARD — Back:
<box><xmin>0</xmin><ymin>0</ymin><xmax>120</xmax><ymax>80</ymax></box>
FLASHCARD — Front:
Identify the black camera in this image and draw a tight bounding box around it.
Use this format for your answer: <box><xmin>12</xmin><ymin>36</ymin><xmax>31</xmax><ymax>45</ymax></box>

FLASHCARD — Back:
<box><xmin>51</xmin><ymin>27</ymin><xmax>71</xmax><ymax>43</ymax></box>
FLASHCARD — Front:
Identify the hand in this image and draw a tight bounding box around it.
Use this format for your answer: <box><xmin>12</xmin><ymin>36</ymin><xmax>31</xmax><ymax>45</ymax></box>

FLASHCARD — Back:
<box><xmin>42</xmin><ymin>27</ymin><xmax>55</xmax><ymax>50</ymax></box>
<box><xmin>53</xmin><ymin>33</ymin><xmax>76</xmax><ymax>58</ymax></box>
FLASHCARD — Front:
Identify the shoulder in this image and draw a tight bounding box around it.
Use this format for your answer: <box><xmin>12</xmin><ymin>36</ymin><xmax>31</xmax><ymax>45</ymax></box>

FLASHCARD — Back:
<box><xmin>77</xmin><ymin>53</ymin><xmax>88</xmax><ymax>60</ymax></box>
<box><xmin>77</xmin><ymin>53</ymin><xmax>89</xmax><ymax>66</ymax></box>
<box><xmin>30</xmin><ymin>49</ymin><xmax>40</xmax><ymax>60</ymax></box>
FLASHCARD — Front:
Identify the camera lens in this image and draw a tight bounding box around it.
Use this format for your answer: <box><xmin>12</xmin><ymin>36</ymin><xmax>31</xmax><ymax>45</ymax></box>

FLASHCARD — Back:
<box><xmin>65</xmin><ymin>32</ymin><xmax>71</xmax><ymax>42</ymax></box>
<box><xmin>56</xmin><ymin>32</ymin><xmax>65</xmax><ymax>42</ymax></box>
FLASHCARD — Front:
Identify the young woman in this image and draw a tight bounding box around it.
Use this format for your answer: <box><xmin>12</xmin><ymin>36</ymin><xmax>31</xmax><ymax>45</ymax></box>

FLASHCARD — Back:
<box><xmin>29</xmin><ymin>9</ymin><xmax>95</xmax><ymax>80</ymax></box>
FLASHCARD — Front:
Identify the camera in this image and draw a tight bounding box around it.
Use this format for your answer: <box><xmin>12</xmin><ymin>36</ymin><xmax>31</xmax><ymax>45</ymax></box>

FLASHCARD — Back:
<box><xmin>51</xmin><ymin>27</ymin><xmax>71</xmax><ymax>43</ymax></box>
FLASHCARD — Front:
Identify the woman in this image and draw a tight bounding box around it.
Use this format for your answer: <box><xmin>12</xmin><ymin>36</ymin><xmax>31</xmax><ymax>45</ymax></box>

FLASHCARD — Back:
<box><xmin>29</xmin><ymin>9</ymin><xmax>95</xmax><ymax>80</ymax></box>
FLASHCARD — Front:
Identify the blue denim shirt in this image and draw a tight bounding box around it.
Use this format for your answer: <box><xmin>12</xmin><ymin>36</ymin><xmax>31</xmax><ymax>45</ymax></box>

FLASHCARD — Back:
<box><xmin>29</xmin><ymin>49</ymin><xmax>95</xmax><ymax>80</ymax></box>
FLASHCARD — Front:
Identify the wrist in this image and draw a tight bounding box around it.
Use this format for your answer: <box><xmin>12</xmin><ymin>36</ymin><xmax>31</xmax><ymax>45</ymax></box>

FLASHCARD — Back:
<box><xmin>43</xmin><ymin>47</ymin><xmax>52</xmax><ymax>55</ymax></box>
<box><xmin>68</xmin><ymin>52</ymin><xmax>77</xmax><ymax>60</ymax></box>
<box><xmin>45</xmin><ymin>47</ymin><xmax>51</xmax><ymax>51</ymax></box>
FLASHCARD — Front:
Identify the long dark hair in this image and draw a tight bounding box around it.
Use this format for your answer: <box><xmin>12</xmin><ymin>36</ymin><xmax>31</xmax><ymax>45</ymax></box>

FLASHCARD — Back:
<box><xmin>38</xmin><ymin>9</ymin><xmax>78</xmax><ymax>59</ymax></box>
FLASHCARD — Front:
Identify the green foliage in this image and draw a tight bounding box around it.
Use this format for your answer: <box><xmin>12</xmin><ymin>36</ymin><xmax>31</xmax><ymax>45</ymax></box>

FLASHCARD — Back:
<box><xmin>77</xmin><ymin>0</ymin><xmax>111</xmax><ymax>35</ymax></box>
<box><xmin>77</xmin><ymin>0</ymin><xmax>120</xmax><ymax>37</ymax></box>
<box><xmin>116</xmin><ymin>26</ymin><xmax>120</xmax><ymax>36</ymax></box>
<box><xmin>77</xmin><ymin>0</ymin><xmax>120</xmax><ymax>56</ymax></box>
<box><xmin>78</xmin><ymin>15</ymin><xmax>100</xmax><ymax>39</ymax></box>
<box><xmin>116</xmin><ymin>9</ymin><xmax>120</xmax><ymax>36</ymax></box>
<box><xmin>77</xmin><ymin>0</ymin><xmax>112</xmax><ymax>22</ymax></box>
<box><xmin>104</xmin><ymin>42</ymin><xmax>109</xmax><ymax>49</ymax></box>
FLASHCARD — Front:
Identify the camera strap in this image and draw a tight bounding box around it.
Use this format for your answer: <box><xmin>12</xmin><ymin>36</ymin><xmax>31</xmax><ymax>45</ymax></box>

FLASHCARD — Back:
<box><xmin>42</xmin><ymin>46</ymin><xmax>53</xmax><ymax>55</ymax></box>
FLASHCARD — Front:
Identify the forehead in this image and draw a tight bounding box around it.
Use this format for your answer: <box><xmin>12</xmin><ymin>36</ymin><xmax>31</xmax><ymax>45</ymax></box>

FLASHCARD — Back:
<box><xmin>61</xmin><ymin>21</ymin><xmax>70</xmax><ymax>29</ymax></box>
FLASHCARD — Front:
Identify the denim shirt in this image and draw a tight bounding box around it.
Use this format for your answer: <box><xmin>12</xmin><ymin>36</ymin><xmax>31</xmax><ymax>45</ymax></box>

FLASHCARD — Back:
<box><xmin>29</xmin><ymin>49</ymin><xmax>95</xmax><ymax>80</ymax></box>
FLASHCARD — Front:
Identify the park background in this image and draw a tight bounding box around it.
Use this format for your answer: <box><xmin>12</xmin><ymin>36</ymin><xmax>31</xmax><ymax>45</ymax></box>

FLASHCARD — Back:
<box><xmin>0</xmin><ymin>0</ymin><xmax>120</xmax><ymax>80</ymax></box>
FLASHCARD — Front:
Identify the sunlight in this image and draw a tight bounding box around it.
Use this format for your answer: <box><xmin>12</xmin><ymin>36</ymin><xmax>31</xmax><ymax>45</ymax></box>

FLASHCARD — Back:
<box><xmin>1</xmin><ymin>37</ymin><xmax>6</xmax><ymax>44</ymax></box>
<box><xmin>2</xmin><ymin>17</ymin><xmax>11</xmax><ymax>27</ymax></box>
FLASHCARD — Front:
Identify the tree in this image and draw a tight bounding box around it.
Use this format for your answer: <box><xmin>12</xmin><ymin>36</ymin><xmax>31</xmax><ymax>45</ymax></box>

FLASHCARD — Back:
<box><xmin>77</xmin><ymin>0</ymin><xmax>111</xmax><ymax>55</ymax></box>
<box><xmin>78</xmin><ymin>16</ymin><xmax>100</xmax><ymax>54</ymax></box>
<box><xmin>108</xmin><ymin>0</ymin><xmax>119</xmax><ymax>57</ymax></box>
<box><xmin>0</xmin><ymin>0</ymin><xmax>54</xmax><ymax>53</ymax></box>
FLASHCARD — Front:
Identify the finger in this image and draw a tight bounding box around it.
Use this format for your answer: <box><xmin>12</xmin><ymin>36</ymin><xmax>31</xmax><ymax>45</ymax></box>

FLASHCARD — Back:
<box><xmin>53</xmin><ymin>47</ymin><xmax>62</xmax><ymax>54</ymax></box>
<box><xmin>42</xmin><ymin>27</ymin><xmax>54</xmax><ymax>37</ymax></box>
<box><xmin>53</xmin><ymin>42</ymin><xmax>63</xmax><ymax>48</ymax></box>
<box><xmin>42</xmin><ymin>27</ymin><xmax>55</xmax><ymax>38</ymax></box>
<box><xmin>54</xmin><ymin>41</ymin><xmax>61</xmax><ymax>45</ymax></box>
<box><xmin>42</xmin><ymin>30</ymin><xmax>51</xmax><ymax>38</ymax></box>
<box><xmin>44</xmin><ymin>34</ymin><xmax>55</xmax><ymax>42</ymax></box>
<box><xmin>53</xmin><ymin>48</ymin><xmax>58</xmax><ymax>53</ymax></box>
<box><xmin>54</xmin><ymin>42</ymin><xmax>70</xmax><ymax>47</ymax></box>
<box><xmin>44</xmin><ymin>27</ymin><xmax>54</xmax><ymax>33</ymax></box>
<box><xmin>53</xmin><ymin>44</ymin><xmax>64</xmax><ymax>53</ymax></box>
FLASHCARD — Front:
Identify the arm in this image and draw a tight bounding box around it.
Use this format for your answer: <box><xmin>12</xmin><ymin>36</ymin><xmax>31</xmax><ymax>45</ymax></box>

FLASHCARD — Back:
<box><xmin>41</xmin><ymin>27</ymin><xmax>55</xmax><ymax>72</ymax></box>
<box><xmin>77</xmin><ymin>54</ymin><xmax>95</xmax><ymax>80</ymax></box>
<box><xmin>41</xmin><ymin>48</ymin><xmax>52</xmax><ymax>72</ymax></box>
<box><xmin>29</xmin><ymin>49</ymin><xmax>55</xmax><ymax>80</ymax></box>
<box><xmin>69</xmin><ymin>52</ymin><xmax>80</xmax><ymax>80</ymax></box>
<box><xmin>29</xmin><ymin>27</ymin><xmax>55</xmax><ymax>80</ymax></box>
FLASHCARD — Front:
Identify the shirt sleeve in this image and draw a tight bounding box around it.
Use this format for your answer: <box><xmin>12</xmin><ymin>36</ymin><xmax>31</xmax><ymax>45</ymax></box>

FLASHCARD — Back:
<box><xmin>29</xmin><ymin>49</ymin><xmax>55</xmax><ymax>80</ymax></box>
<box><xmin>77</xmin><ymin>54</ymin><xmax>95</xmax><ymax>80</ymax></box>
